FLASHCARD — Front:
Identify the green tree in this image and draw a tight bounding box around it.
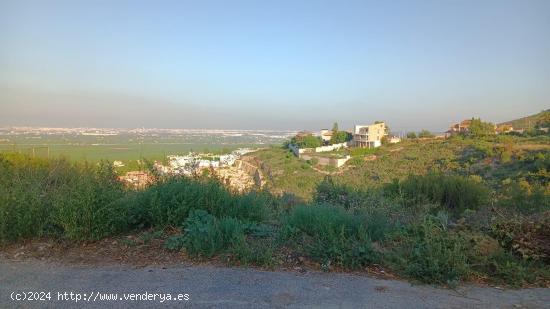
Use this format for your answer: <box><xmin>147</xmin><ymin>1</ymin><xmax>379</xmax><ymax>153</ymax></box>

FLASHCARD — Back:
<box><xmin>291</xmin><ymin>134</ymin><xmax>322</xmax><ymax>148</ymax></box>
<box><xmin>468</xmin><ymin>118</ymin><xmax>495</xmax><ymax>138</ymax></box>
<box><xmin>329</xmin><ymin>122</ymin><xmax>351</xmax><ymax>144</ymax></box>
<box><xmin>331</xmin><ymin>131</ymin><xmax>351</xmax><ymax>144</ymax></box>
<box><xmin>407</xmin><ymin>132</ymin><xmax>417</xmax><ymax>139</ymax></box>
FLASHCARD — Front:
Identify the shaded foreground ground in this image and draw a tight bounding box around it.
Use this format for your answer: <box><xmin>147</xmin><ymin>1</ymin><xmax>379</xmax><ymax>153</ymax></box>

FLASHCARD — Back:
<box><xmin>1</xmin><ymin>259</ymin><xmax>549</xmax><ymax>309</ymax></box>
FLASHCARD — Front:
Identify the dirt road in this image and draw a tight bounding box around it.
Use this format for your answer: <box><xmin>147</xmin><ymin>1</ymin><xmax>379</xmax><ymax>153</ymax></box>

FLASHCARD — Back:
<box><xmin>1</xmin><ymin>259</ymin><xmax>548</xmax><ymax>308</ymax></box>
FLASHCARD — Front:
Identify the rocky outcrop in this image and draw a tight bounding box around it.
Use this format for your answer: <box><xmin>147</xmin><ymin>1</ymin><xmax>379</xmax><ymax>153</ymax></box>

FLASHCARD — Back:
<box><xmin>234</xmin><ymin>159</ymin><xmax>264</xmax><ymax>188</ymax></box>
<box><xmin>214</xmin><ymin>158</ymin><xmax>264</xmax><ymax>192</ymax></box>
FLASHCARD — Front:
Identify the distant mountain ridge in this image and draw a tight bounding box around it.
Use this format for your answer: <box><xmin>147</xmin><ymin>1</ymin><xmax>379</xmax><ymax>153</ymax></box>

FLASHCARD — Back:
<box><xmin>499</xmin><ymin>109</ymin><xmax>550</xmax><ymax>130</ymax></box>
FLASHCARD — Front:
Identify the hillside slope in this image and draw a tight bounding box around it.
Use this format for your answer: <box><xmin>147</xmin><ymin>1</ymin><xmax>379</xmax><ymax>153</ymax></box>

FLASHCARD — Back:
<box><xmin>499</xmin><ymin>109</ymin><xmax>550</xmax><ymax>130</ymax></box>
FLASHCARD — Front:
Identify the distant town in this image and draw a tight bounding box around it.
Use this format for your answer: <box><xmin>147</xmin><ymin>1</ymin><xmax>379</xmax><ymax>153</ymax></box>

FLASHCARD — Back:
<box><xmin>1</xmin><ymin>115</ymin><xmax>547</xmax><ymax>191</ymax></box>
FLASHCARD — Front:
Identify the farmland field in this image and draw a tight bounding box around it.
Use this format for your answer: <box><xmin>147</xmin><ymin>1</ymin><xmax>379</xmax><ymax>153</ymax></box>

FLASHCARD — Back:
<box><xmin>0</xmin><ymin>128</ymin><xmax>294</xmax><ymax>162</ymax></box>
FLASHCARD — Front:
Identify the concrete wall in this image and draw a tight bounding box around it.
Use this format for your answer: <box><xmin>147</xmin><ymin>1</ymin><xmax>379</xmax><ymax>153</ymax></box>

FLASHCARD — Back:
<box><xmin>314</xmin><ymin>142</ymin><xmax>349</xmax><ymax>153</ymax></box>
<box><xmin>289</xmin><ymin>142</ymin><xmax>350</xmax><ymax>158</ymax></box>
<box><xmin>300</xmin><ymin>154</ymin><xmax>351</xmax><ymax>168</ymax></box>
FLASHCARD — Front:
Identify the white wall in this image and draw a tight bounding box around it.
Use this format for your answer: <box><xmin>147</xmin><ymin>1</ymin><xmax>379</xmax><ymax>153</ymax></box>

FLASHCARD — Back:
<box><xmin>290</xmin><ymin>141</ymin><xmax>351</xmax><ymax>158</ymax></box>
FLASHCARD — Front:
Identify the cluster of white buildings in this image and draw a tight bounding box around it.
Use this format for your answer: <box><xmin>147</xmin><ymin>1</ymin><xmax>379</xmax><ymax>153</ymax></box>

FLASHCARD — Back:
<box><xmin>155</xmin><ymin>148</ymin><xmax>257</xmax><ymax>176</ymax></box>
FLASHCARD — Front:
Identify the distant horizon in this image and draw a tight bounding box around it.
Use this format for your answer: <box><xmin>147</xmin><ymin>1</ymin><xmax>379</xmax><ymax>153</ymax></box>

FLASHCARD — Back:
<box><xmin>1</xmin><ymin>106</ymin><xmax>547</xmax><ymax>133</ymax></box>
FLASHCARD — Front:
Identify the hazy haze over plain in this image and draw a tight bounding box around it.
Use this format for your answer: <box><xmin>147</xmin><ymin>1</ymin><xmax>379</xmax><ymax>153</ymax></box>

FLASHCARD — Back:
<box><xmin>1</xmin><ymin>0</ymin><xmax>549</xmax><ymax>132</ymax></box>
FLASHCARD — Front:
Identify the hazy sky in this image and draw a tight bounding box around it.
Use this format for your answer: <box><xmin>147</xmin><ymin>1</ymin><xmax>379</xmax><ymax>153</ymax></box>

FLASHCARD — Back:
<box><xmin>1</xmin><ymin>0</ymin><xmax>549</xmax><ymax>131</ymax></box>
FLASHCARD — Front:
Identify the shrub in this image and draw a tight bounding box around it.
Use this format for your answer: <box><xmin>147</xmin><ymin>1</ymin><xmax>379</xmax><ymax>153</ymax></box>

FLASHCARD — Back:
<box><xmin>470</xmin><ymin>141</ymin><xmax>495</xmax><ymax>159</ymax></box>
<box><xmin>170</xmin><ymin>210</ymin><xmax>246</xmax><ymax>258</ymax></box>
<box><xmin>475</xmin><ymin>252</ymin><xmax>545</xmax><ymax>287</ymax></box>
<box><xmin>388</xmin><ymin>217</ymin><xmax>469</xmax><ymax>284</ymax></box>
<box><xmin>283</xmin><ymin>204</ymin><xmax>380</xmax><ymax>269</ymax></box>
<box><xmin>0</xmin><ymin>154</ymin><xmax>126</xmax><ymax>242</ymax></box>
<box><xmin>490</xmin><ymin>213</ymin><xmax>550</xmax><ymax>262</ymax></box>
<box><xmin>290</xmin><ymin>135</ymin><xmax>322</xmax><ymax>148</ymax></box>
<box><xmin>345</xmin><ymin>156</ymin><xmax>362</xmax><ymax>166</ymax></box>
<box><xmin>132</xmin><ymin>177</ymin><xmax>270</xmax><ymax>228</ymax></box>
<box><xmin>418</xmin><ymin>130</ymin><xmax>434</xmax><ymax>138</ymax></box>
<box><xmin>231</xmin><ymin>239</ymin><xmax>276</xmax><ymax>267</ymax></box>
<box><xmin>49</xmin><ymin>161</ymin><xmax>126</xmax><ymax>240</ymax></box>
<box><xmin>499</xmin><ymin>180</ymin><xmax>550</xmax><ymax>214</ymax></box>
<box><xmin>330</xmin><ymin>131</ymin><xmax>352</xmax><ymax>144</ymax></box>
<box><xmin>314</xmin><ymin>177</ymin><xmax>365</xmax><ymax>210</ymax></box>
<box><xmin>0</xmin><ymin>155</ymin><xmax>53</xmax><ymax>242</ymax></box>
<box><xmin>384</xmin><ymin>173</ymin><xmax>489</xmax><ymax>216</ymax></box>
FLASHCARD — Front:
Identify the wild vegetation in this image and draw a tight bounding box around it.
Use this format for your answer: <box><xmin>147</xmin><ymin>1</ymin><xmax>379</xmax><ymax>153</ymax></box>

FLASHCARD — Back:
<box><xmin>1</xmin><ymin>130</ymin><xmax>549</xmax><ymax>287</ymax></box>
<box><xmin>499</xmin><ymin>109</ymin><xmax>550</xmax><ymax>131</ymax></box>
<box><xmin>289</xmin><ymin>122</ymin><xmax>352</xmax><ymax>148</ymax></box>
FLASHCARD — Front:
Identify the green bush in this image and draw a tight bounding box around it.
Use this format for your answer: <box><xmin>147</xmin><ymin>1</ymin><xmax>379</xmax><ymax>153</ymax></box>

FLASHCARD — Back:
<box><xmin>168</xmin><ymin>210</ymin><xmax>246</xmax><ymax>258</ymax></box>
<box><xmin>314</xmin><ymin>177</ymin><xmax>365</xmax><ymax>210</ymax></box>
<box><xmin>314</xmin><ymin>177</ymin><xmax>407</xmax><ymax>239</ymax></box>
<box><xmin>467</xmin><ymin>118</ymin><xmax>496</xmax><ymax>138</ymax></box>
<box><xmin>0</xmin><ymin>154</ymin><xmax>125</xmax><ymax>242</ymax></box>
<box><xmin>388</xmin><ymin>217</ymin><xmax>469</xmax><ymax>284</ymax></box>
<box><xmin>418</xmin><ymin>130</ymin><xmax>434</xmax><ymax>138</ymax></box>
<box><xmin>470</xmin><ymin>141</ymin><xmax>495</xmax><ymax>159</ymax></box>
<box><xmin>131</xmin><ymin>177</ymin><xmax>270</xmax><ymax>228</ymax></box>
<box><xmin>330</xmin><ymin>131</ymin><xmax>352</xmax><ymax>144</ymax></box>
<box><xmin>231</xmin><ymin>239</ymin><xmax>276</xmax><ymax>267</ymax></box>
<box><xmin>384</xmin><ymin>173</ymin><xmax>489</xmax><ymax>216</ymax></box>
<box><xmin>49</xmin><ymin>161</ymin><xmax>126</xmax><ymax>240</ymax></box>
<box><xmin>283</xmin><ymin>204</ymin><xmax>380</xmax><ymax>269</ymax></box>
<box><xmin>290</xmin><ymin>135</ymin><xmax>322</xmax><ymax>148</ymax></box>
<box><xmin>472</xmin><ymin>250</ymin><xmax>550</xmax><ymax>287</ymax></box>
<box><xmin>499</xmin><ymin>180</ymin><xmax>550</xmax><ymax>214</ymax></box>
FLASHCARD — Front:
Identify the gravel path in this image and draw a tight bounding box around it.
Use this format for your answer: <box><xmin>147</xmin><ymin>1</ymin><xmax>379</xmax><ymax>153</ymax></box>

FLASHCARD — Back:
<box><xmin>1</xmin><ymin>259</ymin><xmax>549</xmax><ymax>308</ymax></box>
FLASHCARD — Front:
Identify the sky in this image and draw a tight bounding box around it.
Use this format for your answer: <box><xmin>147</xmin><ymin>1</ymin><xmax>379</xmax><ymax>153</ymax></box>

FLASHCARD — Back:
<box><xmin>1</xmin><ymin>0</ymin><xmax>549</xmax><ymax>132</ymax></box>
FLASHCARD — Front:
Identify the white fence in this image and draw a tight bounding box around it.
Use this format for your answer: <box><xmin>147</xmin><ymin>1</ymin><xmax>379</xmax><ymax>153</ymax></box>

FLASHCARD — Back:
<box><xmin>289</xmin><ymin>142</ymin><xmax>350</xmax><ymax>157</ymax></box>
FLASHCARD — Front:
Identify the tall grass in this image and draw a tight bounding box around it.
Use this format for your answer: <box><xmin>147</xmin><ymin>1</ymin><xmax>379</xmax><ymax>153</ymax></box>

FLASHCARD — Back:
<box><xmin>0</xmin><ymin>153</ymin><xmax>272</xmax><ymax>243</ymax></box>
<box><xmin>282</xmin><ymin>204</ymin><xmax>384</xmax><ymax>269</ymax></box>
<box><xmin>0</xmin><ymin>154</ymin><xmax>125</xmax><ymax>242</ymax></box>
<box><xmin>384</xmin><ymin>172</ymin><xmax>489</xmax><ymax>216</ymax></box>
<box><xmin>126</xmin><ymin>177</ymin><xmax>272</xmax><ymax>229</ymax></box>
